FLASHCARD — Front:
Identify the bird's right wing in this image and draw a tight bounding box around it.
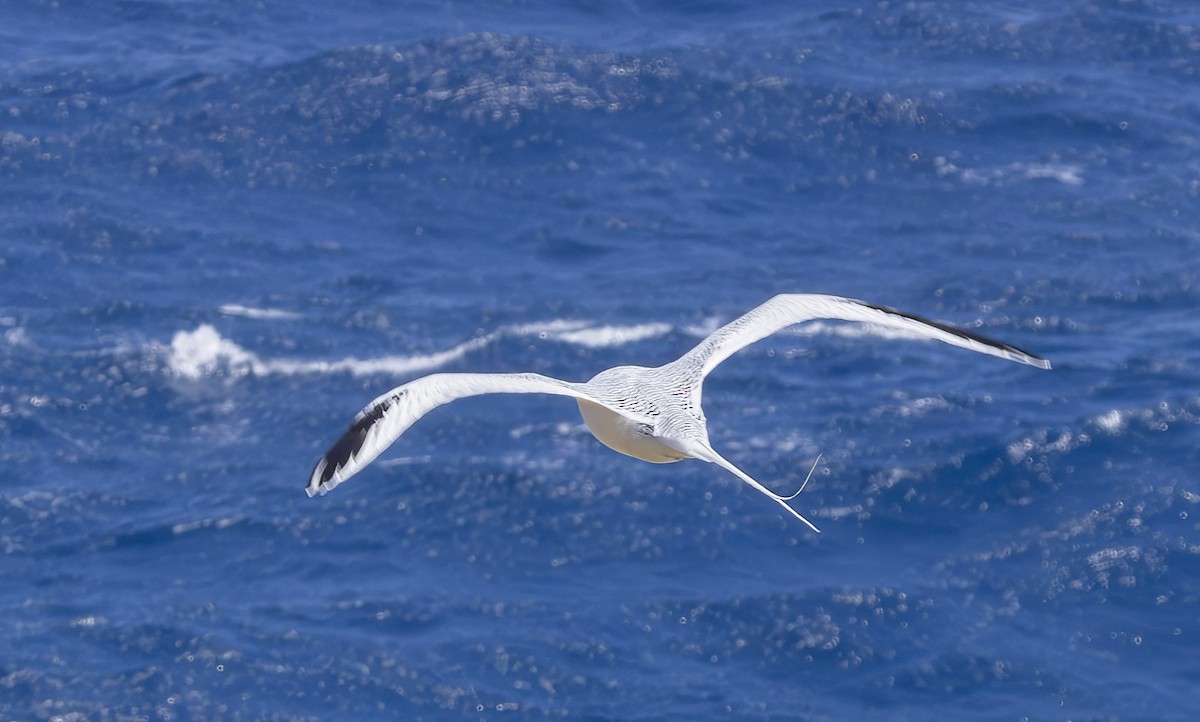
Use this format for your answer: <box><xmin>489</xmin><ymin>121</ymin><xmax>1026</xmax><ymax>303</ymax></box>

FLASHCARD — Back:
<box><xmin>675</xmin><ymin>294</ymin><xmax>1050</xmax><ymax>398</ymax></box>
<box><xmin>306</xmin><ymin>372</ymin><xmax>649</xmax><ymax>497</ymax></box>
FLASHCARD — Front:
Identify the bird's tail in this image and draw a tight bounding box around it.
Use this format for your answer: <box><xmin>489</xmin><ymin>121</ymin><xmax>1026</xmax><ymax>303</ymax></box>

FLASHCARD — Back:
<box><xmin>678</xmin><ymin>441</ymin><xmax>821</xmax><ymax>533</ymax></box>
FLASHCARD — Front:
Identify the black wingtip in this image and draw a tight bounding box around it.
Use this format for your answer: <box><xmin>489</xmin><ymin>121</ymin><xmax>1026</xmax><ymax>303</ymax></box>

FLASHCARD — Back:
<box><xmin>855</xmin><ymin>300</ymin><xmax>1052</xmax><ymax>369</ymax></box>
<box><xmin>305</xmin><ymin>397</ymin><xmax>394</xmax><ymax>496</ymax></box>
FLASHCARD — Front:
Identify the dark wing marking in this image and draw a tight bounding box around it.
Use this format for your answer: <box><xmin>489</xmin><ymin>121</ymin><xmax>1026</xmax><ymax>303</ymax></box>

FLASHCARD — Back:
<box><xmin>855</xmin><ymin>300</ymin><xmax>1051</xmax><ymax>369</ymax></box>
<box><xmin>309</xmin><ymin>393</ymin><xmax>398</xmax><ymax>490</ymax></box>
<box><xmin>305</xmin><ymin>372</ymin><xmax>652</xmax><ymax>497</ymax></box>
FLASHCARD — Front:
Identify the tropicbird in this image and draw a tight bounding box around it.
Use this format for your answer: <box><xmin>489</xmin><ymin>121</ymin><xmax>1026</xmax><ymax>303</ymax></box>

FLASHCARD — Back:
<box><xmin>306</xmin><ymin>294</ymin><xmax>1051</xmax><ymax>531</ymax></box>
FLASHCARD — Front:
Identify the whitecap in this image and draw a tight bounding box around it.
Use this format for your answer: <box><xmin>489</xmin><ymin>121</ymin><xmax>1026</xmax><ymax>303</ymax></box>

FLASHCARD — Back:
<box><xmin>4</xmin><ymin>326</ymin><xmax>28</xmax><ymax>347</ymax></box>
<box><xmin>1094</xmin><ymin>409</ymin><xmax>1126</xmax><ymax>435</ymax></box>
<box><xmin>505</xmin><ymin>319</ymin><xmax>591</xmax><ymax>336</ymax></box>
<box><xmin>554</xmin><ymin>323</ymin><xmax>672</xmax><ymax>348</ymax></box>
<box><xmin>218</xmin><ymin>304</ymin><xmax>302</xmax><ymax>320</ymax></box>
<box><xmin>1005</xmin><ymin>429</ymin><xmax>1090</xmax><ymax>464</ymax></box>
<box><xmin>946</xmin><ymin>159</ymin><xmax>1085</xmax><ymax>187</ymax></box>
<box><xmin>164</xmin><ymin>318</ymin><xmax>676</xmax><ymax>380</ymax></box>
<box><xmin>165</xmin><ymin>324</ymin><xmax>498</xmax><ymax>380</ymax></box>
<box><xmin>167</xmin><ymin>324</ymin><xmax>262</xmax><ymax>379</ymax></box>
<box><xmin>1022</xmin><ymin>163</ymin><xmax>1084</xmax><ymax>185</ymax></box>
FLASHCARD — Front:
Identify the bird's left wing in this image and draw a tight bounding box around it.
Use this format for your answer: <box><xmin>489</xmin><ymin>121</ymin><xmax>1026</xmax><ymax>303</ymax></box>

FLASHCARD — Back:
<box><xmin>306</xmin><ymin>372</ymin><xmax>647</xmax><ymax>497</ymax></box>
<box><xmin>677</xmin><ymin>294</ymin><xmax>1050</xmax><ymax>378</ymax></box>
<box><xmin>668</xmin><ymin>294</ymin><xmax>1050</xmax><ymax>411</ymax></box>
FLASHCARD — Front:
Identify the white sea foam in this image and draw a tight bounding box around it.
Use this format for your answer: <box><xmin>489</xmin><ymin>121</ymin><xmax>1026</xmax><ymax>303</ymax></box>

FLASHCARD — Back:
<box><xmin>555</xmin><ymin>322</ymin><xmax>672</xmax><ymax>348</ymax></box>
<box><xmin>4</xmin><ymin>326</ymin><xmax>28</xmax><ymax>347</ymax></box>
<box><xmin>936</xmin><ymin>156</ymin><xmax>1085</xmax><ymax>187</ymax></box>
<box><xmin>168</xmin><ymin>324</ymin><xmax>262</xmax><ymax>379</ymax></box>
<box><xmin>166</xmin><ymin>324</ymin><xmax>500</xmax><ymax>380</ymax></box>
<box><xmin>1021</xmin><ymin>163</ymin><xmax>1084</xmax><ymax>185</ymax></box>
<box><xmin>1094</xmin><ymin>409</ymin><xmax>1126</xmax><ymax>435</ymax></box>
<box><xmin>165</xmin><ymin>319</ymin><xmax>675</xmax><ymax>380</ymax></box>
<box><xmin>219</xmin><ymin>304</ymin><xmax>303</xmax><ymax>320</ymax></box>
<box><xmin>506</xmin><ymin>319</ymin><xmax>591</xmax><ymax>336</ymax></box>
<box><xmin>683</xmin><ymin>316</ymin><xmax>724</xmax><ymax>338</ymax></box>
<box><xmin>1006</xmin><ymin>429</ymin><xmax>1089</xmax><ymax>464</ymax></box>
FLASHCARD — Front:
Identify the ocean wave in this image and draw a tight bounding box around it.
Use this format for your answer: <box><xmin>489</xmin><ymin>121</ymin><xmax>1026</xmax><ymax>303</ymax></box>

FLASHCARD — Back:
<box><xmin>933</xmin><ymin>156</ymin><xmax>1085</xmax><ymax>187</ymax></box>
<box><xmin>554</xmin><ymin>322</ymin><xmax>672</xmax><ymax>348</ymax></box>
<box><xmin>6</xmin><ymin>32</ymin><xmax>974</xmax><ymax>193</ymax></box>
<box><xmin>1006</xmin><ymin>399</ymin><xmax>1200</xmax><ymax>466</ymax></box>
<box><xmin>217</xmin><ymin>304</ymin><xmax>302</xmax><ymax>320</ymax></box>
<box><xmin>164</xmin><ymin>319</ymin><xmax>673</xmax><ymax>380</ymax></box>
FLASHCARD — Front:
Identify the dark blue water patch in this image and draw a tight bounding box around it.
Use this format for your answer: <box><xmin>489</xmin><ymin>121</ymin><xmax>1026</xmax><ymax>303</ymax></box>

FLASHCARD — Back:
<box><xmin>3</xmin><ymin>0</ymin><xmax>1200</xmax><ymax>719</ymax></box>
<box><xmin>0</xmin><ymin>33</ymin><xmax>981</xmax><ymax>197</ymax></box>
<box><xmin>801</xmin><ymin>0</ymin><xmax>1200</xmax><ymax>80</ymax></box>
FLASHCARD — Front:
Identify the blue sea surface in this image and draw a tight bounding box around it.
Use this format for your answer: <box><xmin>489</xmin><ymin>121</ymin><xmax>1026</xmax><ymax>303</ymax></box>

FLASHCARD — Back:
<box><xmin>3</xmin><ymin>1</ymin><xmax>1199</xmax><ymax>719</ymax></box>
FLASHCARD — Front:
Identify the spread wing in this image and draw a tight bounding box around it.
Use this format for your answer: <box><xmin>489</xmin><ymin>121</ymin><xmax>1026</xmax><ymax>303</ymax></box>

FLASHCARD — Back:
<box><xmin>674</xmin><ymin>294</ymin><xmax>1050</xmax><ymax>406</ymax></box>
<box><xmin>306</xmin><ymin>372</ymin><xmax>649</xmax><ymax>497</ymax></box>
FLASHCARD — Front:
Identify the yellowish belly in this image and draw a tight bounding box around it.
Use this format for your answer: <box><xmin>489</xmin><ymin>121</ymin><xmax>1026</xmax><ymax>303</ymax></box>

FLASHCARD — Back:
<box><xmin>576</xmin><ymin>400</ymin><xmax>689</xmax><ymax>464</ymax></box>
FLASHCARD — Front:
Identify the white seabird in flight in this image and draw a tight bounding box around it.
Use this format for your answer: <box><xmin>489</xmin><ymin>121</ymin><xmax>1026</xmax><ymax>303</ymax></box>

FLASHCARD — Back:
<box><xmin>306</xmin><ymin>294</ymin><xmax>1051</xmax><ymax>532</ymax></box>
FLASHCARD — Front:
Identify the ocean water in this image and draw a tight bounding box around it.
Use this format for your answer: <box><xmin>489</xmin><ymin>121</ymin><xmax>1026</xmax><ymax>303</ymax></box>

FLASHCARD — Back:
<box><xmin>2</xmin><ymin>0</ymin><xmax>1198</xmax><ymax>719</ymax></box>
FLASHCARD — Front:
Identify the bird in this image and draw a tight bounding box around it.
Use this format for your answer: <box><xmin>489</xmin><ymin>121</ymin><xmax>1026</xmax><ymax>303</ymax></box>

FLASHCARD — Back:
<box><xmin>305</xmin><ymin>294</ymin><xmax>1051</xmax><ymax>532</ymax></box>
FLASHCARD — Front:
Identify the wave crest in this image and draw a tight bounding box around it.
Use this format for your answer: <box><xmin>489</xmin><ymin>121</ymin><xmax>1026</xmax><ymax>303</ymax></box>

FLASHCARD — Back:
<box><xmin>165</xmin><ymin>319</ymin><xmax>673</xmax><ymax>380</ymax></box>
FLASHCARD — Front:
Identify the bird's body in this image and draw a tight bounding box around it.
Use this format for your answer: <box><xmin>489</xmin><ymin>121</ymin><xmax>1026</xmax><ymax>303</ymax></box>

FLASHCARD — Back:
<box><xmin>575</xmin><ymin>364</ymin><xmax>701</xmax><ymax>463</ymax></box>
<box><xmin>306</xmin><ymin>294</ymin><xmax>1051</xmax><ymax>531</ymax></box>
<box><xmin>578</xmin><ymin>396</ymin><xmax>690</xmax><ymax>464</ymax></box>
